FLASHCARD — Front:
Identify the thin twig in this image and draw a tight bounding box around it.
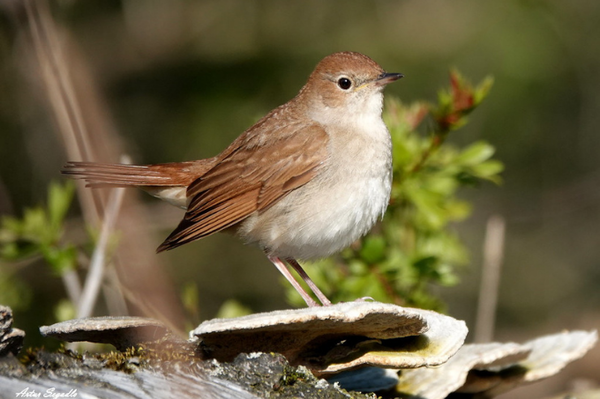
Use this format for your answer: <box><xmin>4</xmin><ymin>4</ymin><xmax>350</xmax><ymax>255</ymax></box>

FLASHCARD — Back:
<box><xmin>77</xmin><ymin>183</ymin><xmax>126</xmax><ymax>318</ymax></box>
<box><xmin>410</xmin><ymin>130</ymin><xmax>448</xmax><ymax>175</ymax></box>
<box><xmin>24</xmin><ymin>0</ymin><xmax>101</xmax><ymax>225</ymax></box>
<box><xmin>102</xmin><ymin>267</ymin><xmax>129</xmax><ymax>316</ymax></box>
<box><xmin>61</xmin><ymin>269</ymin><xmax>81</xmax><ymax>305</ymax></box>
<box><xmin>474</xmin><ymin>215</ymin><xmax>506</xmax><ymax>343</ymax></box>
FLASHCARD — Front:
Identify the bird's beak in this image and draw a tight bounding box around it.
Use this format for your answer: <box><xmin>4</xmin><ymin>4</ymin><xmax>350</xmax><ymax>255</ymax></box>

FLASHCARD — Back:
<box><xmin>356</xmin><ymin>72</ymin><xmax>404</xmax><ymax>91</ymax></box>
<box><xmin>375</xmin><ymin>72</ymin><xmax>404</xmax><ymax>86</ymax></box>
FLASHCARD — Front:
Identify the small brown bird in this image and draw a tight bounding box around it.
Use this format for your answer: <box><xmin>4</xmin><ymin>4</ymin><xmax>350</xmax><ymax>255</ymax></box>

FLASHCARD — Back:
<box><xmin>63</xmin><ymin>52</ymin><xmax>402</xmax><ymax>307</ymax></box>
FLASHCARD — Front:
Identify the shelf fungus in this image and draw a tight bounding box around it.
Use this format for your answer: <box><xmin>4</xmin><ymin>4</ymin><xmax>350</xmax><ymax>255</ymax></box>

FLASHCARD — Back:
<box><xmin>392</xmin><ymin>330</ymin><xmax>598</xmax><ymax>399</ymax></box>
<box><xmin>40</xmin><ymin>316</ymin><xmax>180</xmax><ymax>351</ymax></box>
<box><xmin>192</xmin><ymin>301</ymin><xmax>468</xmax><ymax>375</ymax></box>
<box><xmin>24</xmin><ymin>303</ymin><xmax>599</xmax><ymax>398</ymax></box>
<box><xmin>0</xmin><ymin>305</ymin><xmax>25</xmax><ymax>357</ymax></box>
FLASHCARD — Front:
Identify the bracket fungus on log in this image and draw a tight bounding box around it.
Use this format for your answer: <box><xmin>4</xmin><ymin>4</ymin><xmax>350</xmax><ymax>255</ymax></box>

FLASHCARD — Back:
<box><xmin>192</xmin><ymin>301</ymin><xmax>468</xmax><ymax>375</ymax></box>
<box><xmin>0</xmin><ymin>305</ymin><xmax>25</xmax><ymax>357</ymax></box>
<box><xmin>395</xmin><ymin>341</ymin><xmax>531</xmax><ymax>398</ymax></box>
<box><xmin>2</xmin><ymin>303</ymin><xmax>598</xmax><ymax>398</ymax></box>
<box><xmin>462</xmin><ymin>330</ymin><xmax>599</xmax><ymax>397</ymax></box>
<box><xmin>40</xmin><ymin>316</ymin><xmax>181</xmax><ymax>351</ymax></box>
<box><xmin>393</xmin><ymin>330</ymin><xmax>598</xmax><ymax>399</ymax></box>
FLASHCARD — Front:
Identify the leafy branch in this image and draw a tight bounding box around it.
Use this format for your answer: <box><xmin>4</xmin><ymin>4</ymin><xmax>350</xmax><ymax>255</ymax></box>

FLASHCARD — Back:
<box><xmin>286</xmin><ymin>71</ymin><xmax>503</xmax><ymax>310</ymax></box>
<box><xmin>0</xmin><ymin>181</ymin><xmax>124</xmax><ymax>321</ymax></box>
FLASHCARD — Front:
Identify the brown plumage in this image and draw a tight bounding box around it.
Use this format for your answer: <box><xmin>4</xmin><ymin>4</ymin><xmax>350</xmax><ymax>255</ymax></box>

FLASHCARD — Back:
<box><xmin>63</xmin><ymin>51</ymin><xmax>402</xmax><ymax>307</ymax></box>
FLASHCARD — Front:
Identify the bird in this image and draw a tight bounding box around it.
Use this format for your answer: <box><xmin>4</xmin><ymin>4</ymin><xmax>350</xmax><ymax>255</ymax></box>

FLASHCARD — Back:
<box><xmin>62</xmin><ymin>51</ymin><xmax>403</xmax><ymax>307</ymax></box>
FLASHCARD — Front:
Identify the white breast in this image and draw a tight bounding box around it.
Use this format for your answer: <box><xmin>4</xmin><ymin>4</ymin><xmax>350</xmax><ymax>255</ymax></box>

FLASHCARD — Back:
<box><xmin>239</xmin><ymin>98</ymin><xmax>392</xmax><ymax>261</ymax></box>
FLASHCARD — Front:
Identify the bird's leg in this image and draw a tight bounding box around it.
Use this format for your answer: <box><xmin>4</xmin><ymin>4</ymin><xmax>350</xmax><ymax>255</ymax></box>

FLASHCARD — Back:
<box><xmin>268</xmin><ymin>255</ymin><xmax>320</xmax><ymax>307</ymax></box>
<box><xmin>286</xmin><ymin>258</ymin><xmax>332</xmax><ymax>306</ymax></box>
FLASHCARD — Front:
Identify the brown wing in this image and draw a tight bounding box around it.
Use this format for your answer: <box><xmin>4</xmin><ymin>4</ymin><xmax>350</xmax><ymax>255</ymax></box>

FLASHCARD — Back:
<box><xmin>156</xmin><ymin>123</ymin><xmax>329</xmax><ymax>252</ymax></box>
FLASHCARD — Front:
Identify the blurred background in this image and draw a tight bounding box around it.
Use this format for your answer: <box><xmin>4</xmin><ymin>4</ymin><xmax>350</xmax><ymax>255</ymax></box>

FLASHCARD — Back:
<box><xmin>0</xmin><ymin>1</ymin><xmax>598</xmax><ymax>397</ymax></box>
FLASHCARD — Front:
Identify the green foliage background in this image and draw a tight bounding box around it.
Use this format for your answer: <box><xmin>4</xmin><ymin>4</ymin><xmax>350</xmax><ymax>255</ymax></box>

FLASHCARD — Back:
<box><xmin>289</xmin><ymin>73</ymin><xmax>503</xmax><ymax>309</ymax></box>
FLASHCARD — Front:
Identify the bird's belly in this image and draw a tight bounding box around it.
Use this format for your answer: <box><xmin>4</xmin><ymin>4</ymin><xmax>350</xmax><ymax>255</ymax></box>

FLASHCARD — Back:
<box><xmin>239</xmin><ymin>164</ymin><xmax>391</xmax><ymax>260</ymax></box>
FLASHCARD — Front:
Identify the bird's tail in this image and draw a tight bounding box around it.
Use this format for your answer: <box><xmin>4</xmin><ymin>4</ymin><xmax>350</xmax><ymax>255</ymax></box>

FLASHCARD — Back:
<box><xmin>62</xmin><ymin>161</ymin><xmax>207</xmax><ymax>188</ymax></box>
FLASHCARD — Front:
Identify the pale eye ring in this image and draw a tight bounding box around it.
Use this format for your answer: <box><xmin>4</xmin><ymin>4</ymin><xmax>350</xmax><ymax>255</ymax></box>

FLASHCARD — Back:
<box><xmin>337</xmin><ymin>77</ymin><xmax>352</xmax><ymax>90</ymax></box>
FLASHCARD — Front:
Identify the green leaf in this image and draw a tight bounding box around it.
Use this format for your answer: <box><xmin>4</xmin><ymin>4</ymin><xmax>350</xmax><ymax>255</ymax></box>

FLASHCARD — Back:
<box><xmin>54</xmin><ymin>299</ymin><xmax>76</xmax><ymax>322</ymax></box>
<box><xmin>474</xmin><ymin>76</ymin><xmax>495</xmax><ymax>104</ymax></box>
<box><xmin>0</xmin><ymin>216</ymin><xmax>23</xmax><ymax>237</ymax></box>
<box><xmin>413</xmin><ymin>256</ymin><xmax>439</xmax><ymax>278</ymax></box>
<box><xmin>348</xmin><ymin>259</ymin><xmax>368</xmax><ymax>276</ymax></box>
<box><xmin>48</xmin><ymin>181</ymin><xmax>75</xmax><ymax>231</ymax></box>
<box><xmin>471</xmin><ymin>160</ymin><xmax>504</xmax><ymax>181</ymax></box>
<box><xmin>436</xmin><ymin>263</ymin><xmax>460</xmax><ymax>286</ymax></box>
<box><xmin>216</xmin><ymin>299</ymin><xmax>252</xmax><ymax>319</ymax></box>
<box><xmin>455</xmin><ymin>141</ymin><xmax>496</xmax><ymax>165</ymax></box>
<box><xmin>43</xmin><ymin>245</ymin><xmax>77</xmax><ymax>274</ymax></box>
<box><xmin>444</xmin><ymin>199</ymin><xmax>472</xmax><ymax>221</ymax></box>
<box><xmin>22</xmin><ymin>207</ymin><xmax>48</xmax><ymax>243</ymax></box>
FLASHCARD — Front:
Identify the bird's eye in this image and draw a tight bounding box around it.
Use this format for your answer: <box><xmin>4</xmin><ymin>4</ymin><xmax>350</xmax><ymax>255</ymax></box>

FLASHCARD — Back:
<box><xmin>337</xmin><ymin>77</ymin><xmax>352</xmax><ymax>90</ymax></box>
